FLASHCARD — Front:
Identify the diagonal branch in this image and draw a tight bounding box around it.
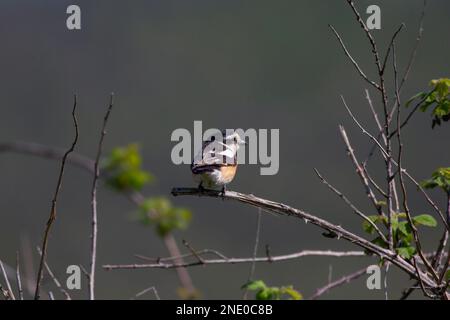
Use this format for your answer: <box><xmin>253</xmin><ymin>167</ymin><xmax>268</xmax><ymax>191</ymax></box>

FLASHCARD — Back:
<box><xmin>89</xmin><ymin>93</ymin><xmax>115</xmax><ymax>300</ymax></box>
<box><xmin>314</xmin><ymin>168</ymin><xmax>388</xmax><ymax>243</ymax></box>
<box><xmin>36</xmin><ymin>247</ymin><xmax>71</xmax><ymax>300</ymax></box>
<box><xmin>328</xmin><ymin>25</ymin><xmax>380</xmax><ymax>91</ymax></box>
<box><xmin>34</xmin><ymin>95</ymin><xmax>79</xmax><ymax>300</ymax></box>
<box><xmin>339</xmin><ymin>125</ymin><xmax>385</xmax><ymax>216</ymax></box>
<box><xmin>0</xmin><ymin>259</ymin><xmax>15</xmax><ymax>300</ymax></box>
<box><xmin>169</xmin><ymin>187</ymin><xmax>438</xmax><ymax>289</ymax></box>
<box><xmin>309</xmin><ymin>267</ymin><xmax>367</xmax><ymax>300</ymax></box>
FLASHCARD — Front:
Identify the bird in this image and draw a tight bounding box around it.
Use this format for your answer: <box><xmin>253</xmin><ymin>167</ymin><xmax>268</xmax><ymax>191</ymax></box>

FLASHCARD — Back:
<box><xmin>191</xmin><ymin>130</ymin><xmax>245</xmax><ymax>193</ymax></box>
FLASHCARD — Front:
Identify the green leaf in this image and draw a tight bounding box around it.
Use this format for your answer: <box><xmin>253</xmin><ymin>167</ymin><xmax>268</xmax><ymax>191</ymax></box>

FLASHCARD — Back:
<box><xmin>412</xmin><ymin>214</ymin><xmax>437</xmax><ymax>227</ymax></box>
<box><xmin>408</xmin><ymin>78</ymin><xmax>450</xmax><ymax>128</ymax></box>
<box><xmin>421</xmin><ymin>167</ymin><xmax>450</xmax><ymax>193</ymax></box>
<box><xmin>396</xmin><ymin>246</ymin><xmax>416</xmax><ymax>259</ymax></box>
<box><xmin>397</xmin><ymin>221</ymin><xmax>410</xmax><ymax>237</ymax></box>
<box><xmin>256</xmin><ymin>289</ymin><xmax>272</xmax><ymax>300</ymax></box>
<box><xmin>242</xmin><ymin>280</ymin><xmax>266</xmax><ymax>291</ymax></box>
<box><xmin>362</xmin><ymin>215</ymin><xmax>383</xmax><ymax>234</ymax></box>
<box><xmin>371</xmin><ymin>236</ymin><xmax>388</xmax><ymax>249</ymax></box>
<box><xmin>281</xmin><ymin>286</ymin><xmax>303</xmax><ymax>300</ymax></box>
<box><xmin>137</xmin><ymin>197</ymin><xmax>192</xmax><ymax>237</ymax></box>
<box><xmin>445</xmin><ymin>270</ymin><xmax>450</xmax><ymax>281</ymax></box>
<box><xmin>244</xmin><ymin>281</ymin><xmax>302</xmax><ymax>300</ymax></box>
<box><xmin>405</xmin><ymin>91</ymin><xmax>427</xmax><ymax>108</ymax></box>
<box><xmin>104</xmin><ymin>144</ymin><xmax>154</xmax><ymax>192</ymax></box>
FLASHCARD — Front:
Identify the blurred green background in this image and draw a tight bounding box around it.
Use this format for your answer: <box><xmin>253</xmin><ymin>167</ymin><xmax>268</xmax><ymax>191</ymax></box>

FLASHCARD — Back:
<box><xmin>0</xmin><ymin>0</ymin><xmax>449</xmax><ymax>299</ymax></box>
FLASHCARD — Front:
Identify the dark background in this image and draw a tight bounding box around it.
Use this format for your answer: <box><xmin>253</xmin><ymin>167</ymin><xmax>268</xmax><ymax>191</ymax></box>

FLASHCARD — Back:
<box><xmin>0</xmin><ymin>0</ymin><xmax>449</xmax><ymax>299</ymax></box>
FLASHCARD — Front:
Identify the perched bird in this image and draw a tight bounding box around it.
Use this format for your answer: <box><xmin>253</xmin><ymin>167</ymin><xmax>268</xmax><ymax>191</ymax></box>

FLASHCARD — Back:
<box><xmin>191</xmin><ymin>130</ymin><xmax>245</xmax><ymax>193</ymax></box>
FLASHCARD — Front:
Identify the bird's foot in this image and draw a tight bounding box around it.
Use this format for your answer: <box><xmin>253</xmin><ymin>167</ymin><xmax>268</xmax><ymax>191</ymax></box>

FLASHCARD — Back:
<box><xmin>220</xmin><ymin>185</ymin><xmax>226</xmax><ymax>199</ymax></box>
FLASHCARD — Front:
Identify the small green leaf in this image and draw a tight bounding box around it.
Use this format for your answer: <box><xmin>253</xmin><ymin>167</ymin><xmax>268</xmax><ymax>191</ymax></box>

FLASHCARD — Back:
<box><xmin>281</xmin><ymin>286</ymin><xmax>303</xmax><ymax>300</ymax></box>
<box><xmin>137</xmin><ymin>197</ymin><xmax>192</xmax><ymax>237</ymax></box>
<box><xmin>412</xmin><ymin>214</ymin><xmax>437</xmax><ymax>227</ymax></box>
<box><xmin>104</xmin><ymin>144</ymin><xmax>154</xmax><ymax>192</ymax></box>
<box><xmin>396</xmin><ymin>246</ymin><xmax>416</xmax><ymax>259</ymax></box>
<box><xmin>242</xmin><ymin>280</ymin><xmax>266</xmax><ymax>291</ymax></box>
<box><xmin>405</xmin><ymin>91</ymin><xmax>427</xmax><ymax>108</ymax></box>
<box><xmin>445</xmin><ymin>270</ymin><xmax>450</xmax><ymax>281</ymax></box>
<box><xmin>362</xmin><ymin>215</ymin><xmax>383</xmax><ymax>234</ymax></box>
<box><xmin>397</xmin><ymin>221</ymin><xmax>410</xmax><ymax>236</ymax></box>
<box><xmin>256</xmin><ymin>289</ymin><xmax>272</xmax><ymax>300</ymax></box>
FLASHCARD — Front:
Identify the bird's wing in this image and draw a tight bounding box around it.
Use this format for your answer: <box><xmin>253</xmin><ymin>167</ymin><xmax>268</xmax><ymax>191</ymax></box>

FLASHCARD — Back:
<box><xmin>191</xmin><ymin>141</ymin><xmax>236</xmax><ymax>173</ymax></box>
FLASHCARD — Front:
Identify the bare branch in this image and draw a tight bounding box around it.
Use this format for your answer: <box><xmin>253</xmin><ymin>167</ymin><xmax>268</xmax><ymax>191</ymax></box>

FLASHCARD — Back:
<box><xmin>341</xmin><ymin>97</ymin><xmax>449</xmax><ymax>231</ymax></box>
<box><xmin>399</xmin><ymin>0</ymin><xmax>427</xmax><ymax>89</ymax></box>
<box><xmin>89</xmin><ymin>93</ymin><xmax>115</xmax><ymax>300</ymax></box>
<box><xmin>413</xmin><ymin>257</ymin><xmax>436</xmax><ymax>299</ymax></box>
<box><xmin>37</xmin><ymin>247</ymin><xmax>71</xmax><ymax>300</ymax></box>
<box><xmin>381</xmin><ymin>24</ymin><xmax>405</xmax><ymax>74</ymax></box>
<box><xmin>131</xmin><ymin>286</ymin><xmax>160</xmax><ymax>300</ymax></box>
<box><xmin>309</xmin><ymin>267</ymin><xmax>367</xmax><ymax>300</ymax></box>
<box><xmin>339</xmin><ymin>124</ymin><xmax>385</xmax><ymax>216</ymax></box>
<box><xmin>167</xmin><ymin>187</ymin><xmax>437</xmax><ymax>289</ymax></box>
<box><xmin>0</xmin><ymin>141</ymin><xmax>94</xmax><ymax>172</ymax></box>
<box><xmin>314</xmin><ymin>168</ymin><xmax>388</xmax><ymax>243</ymax></box>
<box><xmin>16</xmin><ymin>252</ymin><xmax>23</xmax><ymax>300</ymax></box>
<box><xmin>393</xmin><ymin>42</ymin><xmax>439</xmax><ymax>283</ymax></box>
<box><xmin>361</xmin><ymin>166</ymin><xmax>388</xmax><ymax>198</ymax></box>
<box><xmin>34</xmin><ymin>95</ymin><xmax>79</xmax><ymax>300</ymax></box>
<box><xmin>243</xmin><ymin>209</ymin><xmax>262</xmax><ymax>299</ymax></box>
<box><xmin>135</xmin><ymin>249</ymin><xmax>229</xmax><ymax>263</ymax></box>
<box><xmin>0</xmin><ymin>259</ymin><xmax>15</xmax><ymax>300</ymax></box>
<box><xmin>328</xmin><ymin>24</ymin><xmax>380</xmax><ymax>90</ymax></box>
<box><xmin>182</xmin><ymin>240</ymin><xmax>205</xmax><ymax>264</ymax></box>
<box><xmin>103</xmin><ymin>249</ymin><xmax>367</xmax><ymax>270</ymax></box>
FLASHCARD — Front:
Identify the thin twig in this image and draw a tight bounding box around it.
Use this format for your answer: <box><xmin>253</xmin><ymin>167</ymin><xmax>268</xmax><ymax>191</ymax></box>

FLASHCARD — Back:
<box><xmin>341</xmin><ymin>97</ymin><xmax>449</xmax><ymax>230</ymax></box>
<box><xmin>361</xmin><ymin>166</ymin><xmax>388</xmax><ymax>198</ymax></box>
<box><xmin>34</xmin><ymin>95</ymin><xmax>79</xmax><ymax>299</ymax></box>
<box><xmin>309</xmin><ymin>267</ymin><xmax>367</xmax><ymax>300</ymax></box>
<box><xmin>413</xmin><ymin>257</ymin><xmax>436</xmax><ymax>299</ymax></box>
<box><xmin>89</xmin><ymin>93</ymin><xmax>115</xmax><ymax>300</ymax></box>
<box><xmin>131</xmin><ymin>286</ymin><xmax>160</xmax><ymax>300</ymax></box>
<box><xmin>182</xmin><ymin>240</ymin><xmax>205</xmax><ymax>264</ymax></box>
<box><xmin>135</xmin><ymin>249</ymin><xmax>229</xmax><ymax>263</ymax></box>
<box><xmin>16</xmin><ymin>252</ymin><xmax>23</xmax><ymax>300</ymax></box>
<box><xmin>103</xmin><ymin>249</ymin><xmax>367</xmax><ymax>270</ymax></box>
<box><xmin>0</xmin><ymin>259</ymin><xmax>15</xmax><ymax>300</ymax></box>
<box><xmin>37</xmin><ymin>247</ymin><xmax>71</xmax><ymax>300</ymax></box>
<box><xmin>243</xmin><ymin>208</ymin><xmax>262</xmax><ymax>299</ymax></box>
<box><xmin>381</xmin><ymin>24</ymin><xmax>405</xmax><ymax>74</ymax></box>
<box><xmin>393</xmin><ymin>43</ymin><xmax>439</xmax><ymax>283</ymax></box>
<box><xmin>338</xmin><ymin>124</ymin><xmax>385</xmax><ymax>216</ymax></box>
<box><xmin>399</xmin><ymin>0</ymin><xmax>427</xmax><ymax>89</ymax></box>
<box><xmin>328</xmin><ymin>24</ymin><xmax>380</xmax><ymax>90</ymax></box>
<box><xmin>314</xmin><ymin>168</ymin><xmax>388</xmax><ymax>243</ymax></box>
<box><xmin>364</xmin><ymin>0</ymin><xmax>427</xmax><ymax>164</ymax></box>
<box><xmin>364</xmin><ymin>90</ymin><xmax>399</xmax><ymax>211</ymax></box>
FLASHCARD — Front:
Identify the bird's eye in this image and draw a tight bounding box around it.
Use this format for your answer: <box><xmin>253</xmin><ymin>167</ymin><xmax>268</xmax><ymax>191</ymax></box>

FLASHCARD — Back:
<box><xmin>210</xmin><ymin>136</ymin><xmax>215</xmax><ymax>142</ymax></box>
<box><xmin>233</xmin><ymin>137</ymin><xmax>237</xmax><ymax>143</ymax></box>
